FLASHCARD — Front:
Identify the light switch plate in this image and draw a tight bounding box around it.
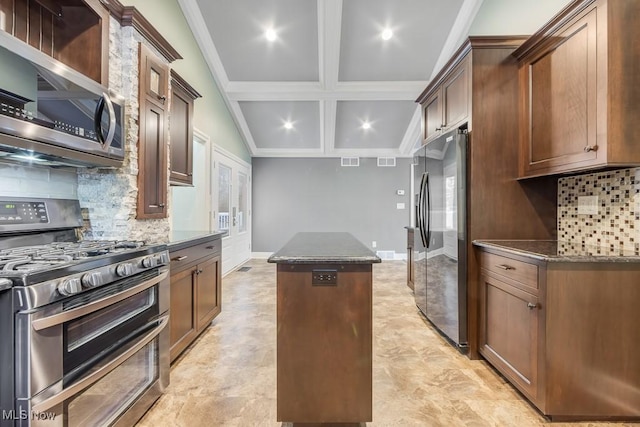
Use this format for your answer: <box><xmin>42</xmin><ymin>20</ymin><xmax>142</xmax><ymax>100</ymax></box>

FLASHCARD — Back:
<box><xmin>578</xmin><ymin>195</ymin><xmax>598</xmax><ymax>215</ymax></box>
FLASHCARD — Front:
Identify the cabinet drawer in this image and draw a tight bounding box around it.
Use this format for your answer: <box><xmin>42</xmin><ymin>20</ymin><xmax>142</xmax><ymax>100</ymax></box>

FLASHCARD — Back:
<box><xmin>170</xmin><ymin>239</ymin><xmax>221</xmax><ymax>272</ymax></box>
<box><xmin>480</xmin><ymin>252</ymin><xmax>538</xmax><ymax>290</ymax></box>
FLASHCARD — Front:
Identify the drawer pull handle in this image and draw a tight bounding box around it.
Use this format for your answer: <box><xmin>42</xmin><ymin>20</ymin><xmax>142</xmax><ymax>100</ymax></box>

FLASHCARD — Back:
<box><xmin>527</xmin><ymin>302</ymin><xmax>537</xmax><ymax>310</ymax></box>
<box><xmin>496</xmin><ymin>264</ymin><xmax>514</xmax><ymax>270</ymax></box>
<box><xmin>172</xmin><ymin>255</ymin><xmax>188</xmax><ymax>261</ymax></box>
<box><xmin>206</xmin><ymin>245</ymin><xmax>215</xmax><ymax>250</ymax></box>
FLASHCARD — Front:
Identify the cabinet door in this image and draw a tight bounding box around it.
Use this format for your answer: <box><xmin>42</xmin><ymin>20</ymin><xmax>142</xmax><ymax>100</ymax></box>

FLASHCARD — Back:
<box><xmin>479</xmin><ymin>272</ymin><xmax>540</xmax><ymax>403</ymax></box>
<box><xmin>137</xmin><ymin>43</ymin><xmax>168</xmax><ymax>219</ymax></box>
<box><xmin>137</xmin><ymin>102</ymin><xmax>167</xmax><ymax>217</ymax></box>
<box><xmin>170</xmin><ymin>267</ymin><xmax>198</xmax><ymax>362</ymax></box>
<box><xmin>141</xmin><ymin>44</ymin><xmax>169</xmax><ymax>109</ymax></box>
<box><xmin>169</xmin><ymin>83</ymin><xmax>194</xmax><ymax>186</ymax></box>
<box><xmin>442</xmin><ymin>56</ymin><xmax>470</xmax><ymax>132</ymax></box>
<box><xmin>520</xmin><ymin>8</ymin><xmax>598</xmax><ymax>176</ymax></box>
<box><xmin>422</xmin><ymin>91</ymin><xmax>442</xmax><ymax>142</ymax></box>
<box><xmin>195</xmin><ymin>256</ymin><xmax>221</xmax><ymax>330</ymax></box>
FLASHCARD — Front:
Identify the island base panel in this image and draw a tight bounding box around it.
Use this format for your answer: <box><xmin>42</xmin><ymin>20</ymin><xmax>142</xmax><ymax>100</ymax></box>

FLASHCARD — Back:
<box><xmin>276</xmin><ymin>263</ymin><xmax>372</xmax><ymax>423</ymax></box>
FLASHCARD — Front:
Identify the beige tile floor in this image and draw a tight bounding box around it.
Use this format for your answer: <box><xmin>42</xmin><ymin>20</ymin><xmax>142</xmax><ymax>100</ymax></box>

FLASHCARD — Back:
<box><xmin>137</xmin><ymin>260</ymin><xmax>639</xmax><ymax>427</ymax></box>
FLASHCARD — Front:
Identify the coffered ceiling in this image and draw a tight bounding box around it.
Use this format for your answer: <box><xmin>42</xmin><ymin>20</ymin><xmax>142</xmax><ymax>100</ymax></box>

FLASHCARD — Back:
<box><xmin>178</xmin><ymin>0</ymin><xmax>484</xmax><ymax>158</ymax></box>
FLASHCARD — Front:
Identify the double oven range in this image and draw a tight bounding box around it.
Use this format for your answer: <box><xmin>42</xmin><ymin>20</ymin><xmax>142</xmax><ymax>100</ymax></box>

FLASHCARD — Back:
<box><xmin>0</xmin><ymin>197</ymin><xmax>170</xmax><ymax>426</ymax></box>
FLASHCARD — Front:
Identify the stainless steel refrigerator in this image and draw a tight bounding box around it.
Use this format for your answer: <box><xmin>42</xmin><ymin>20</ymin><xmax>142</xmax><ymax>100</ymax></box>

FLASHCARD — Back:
<box><xmin>413</xmin><ymin>127</ymin><xmax>468</xmax><ymax>350</ymax></box>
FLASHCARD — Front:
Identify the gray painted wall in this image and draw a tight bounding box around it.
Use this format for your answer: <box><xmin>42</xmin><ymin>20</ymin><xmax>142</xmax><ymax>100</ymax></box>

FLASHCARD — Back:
<box><xmin>252</xmin><ymin>157</ymin><xmax>412</xmax><ymax>254</ymax></box>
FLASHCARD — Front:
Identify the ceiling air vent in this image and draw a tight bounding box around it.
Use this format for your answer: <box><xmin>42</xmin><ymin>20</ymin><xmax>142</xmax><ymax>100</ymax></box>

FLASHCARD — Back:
<box><xmin>377</xmin><ymin>157</ymin><xmax>396</xmax><ymax>167</ymax></box>
<box><xmin>341</xmin><ymin>157</ymin><xmax>359</xmax><ymax>167</ymax></box>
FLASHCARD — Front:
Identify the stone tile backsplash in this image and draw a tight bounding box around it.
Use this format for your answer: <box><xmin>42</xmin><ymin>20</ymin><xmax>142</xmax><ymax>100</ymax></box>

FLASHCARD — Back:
<box><xmin>558</xmin><ymin>167</ymin><xmax>640</xmax><ymax>255</ymax></box>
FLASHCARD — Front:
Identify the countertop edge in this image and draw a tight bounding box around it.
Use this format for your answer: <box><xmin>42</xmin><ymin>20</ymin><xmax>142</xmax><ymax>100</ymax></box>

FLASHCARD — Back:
<box><xmin>267</xmin><ymin>255</ymin><xmax>382</xmax><ymax>264</ymax></box>
<box><xmin>168</xmin><ymin>231</ymin><xmax>227</xmax><ymax>252</ymax></box>
<box><xmin>473</xmin><ymin>240</ymin><xmax>640</xmax><ymax>263</ymax></box>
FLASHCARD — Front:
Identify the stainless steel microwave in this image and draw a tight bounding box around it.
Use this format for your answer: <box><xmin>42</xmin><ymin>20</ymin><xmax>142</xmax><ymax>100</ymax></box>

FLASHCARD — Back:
<box><xmin>0</xmin><ymin>34</ymin><xmax>124</xmax><ymax>168</ymax></box>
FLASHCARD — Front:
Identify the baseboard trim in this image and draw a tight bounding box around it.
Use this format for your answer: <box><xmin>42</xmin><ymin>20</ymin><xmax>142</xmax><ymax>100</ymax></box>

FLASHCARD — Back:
<box><xmin>251</xmin><ymin>252</ymin><xmax>273</xmax><ymax>259</ymax></box>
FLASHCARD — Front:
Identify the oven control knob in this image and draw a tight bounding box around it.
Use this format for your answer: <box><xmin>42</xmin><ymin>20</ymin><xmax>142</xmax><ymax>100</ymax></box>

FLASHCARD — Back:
<box><xmin>82</xmin><ymin>272</ymin><xmax>103</xmax><ymax>288</ymax></box>
<box><xmin>157</xmin><ymin>252</ymin><xmax>170</xmax><ymax>265</ymax></box>
<box><xmin>58</xmin><ymin>278</ymin><xmax>83</xmax><ymax>296</ymax></box>
<box><xmin>116</xmin><ymin>263</ymin><xmax>134</xmax><ymax>277</ymax></box>
<box><xmin>141</xmin><ymin>256</ymin><xmax>157</xmax><ymax>268</ymax></box>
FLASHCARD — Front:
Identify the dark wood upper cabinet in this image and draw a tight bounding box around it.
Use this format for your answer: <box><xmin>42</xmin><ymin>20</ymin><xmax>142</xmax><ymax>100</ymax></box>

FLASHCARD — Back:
<box><xmin>137</xmin><ymin>43</ymin><xmax>168</xmax><ymax>219</ymax></box>
<box><xmin>169</xmin><ymin>71</ymin><xmax>201</xmax><ymax>186</ymax></box>
<box><xmin>419</xmin><ymin>55</ymin><xmax>470</xmax><ymax>144</ymax></box>
<box><xmin>513</xmin><ymin>0</ymin><xmax>640</xmax><ymax>178</ymax></box>
<box><xmin>0</xmin><ymin>0</ymin><xmax>109</xmax><ymax>85</ymax></box>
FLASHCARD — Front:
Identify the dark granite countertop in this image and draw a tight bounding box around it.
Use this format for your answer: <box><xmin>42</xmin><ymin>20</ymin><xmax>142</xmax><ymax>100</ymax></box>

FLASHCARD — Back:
<box><xmin>268</xmin><ymin>232</ymin><xmax>382</xmax><ymax>264</ymax></box>
<box><xmin>167</xmin><ymin>230</ymin><xmax>227</xmax><ymax>252</ymax></box>
<box><xmin>473</xmin><ymin>240</ymin><xmax>640</xmax><ymax>262</ymax></box>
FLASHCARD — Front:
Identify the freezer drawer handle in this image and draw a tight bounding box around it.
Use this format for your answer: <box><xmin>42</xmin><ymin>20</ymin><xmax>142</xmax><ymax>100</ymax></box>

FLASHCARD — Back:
<box><xmin>496</xmin><ymin>264</ymin><xmax>514</xmax><ymax>270</ymax></box>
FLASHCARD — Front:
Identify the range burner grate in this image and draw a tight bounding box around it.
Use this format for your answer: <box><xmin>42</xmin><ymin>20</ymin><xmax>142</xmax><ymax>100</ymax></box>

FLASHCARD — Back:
<box><xmin>0</xmin><ymin>240</ymin><xmax>148</xmax><ymax>272</ymax></box>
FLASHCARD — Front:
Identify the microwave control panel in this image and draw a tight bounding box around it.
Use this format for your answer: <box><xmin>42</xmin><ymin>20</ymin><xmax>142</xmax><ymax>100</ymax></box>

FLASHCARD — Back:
<box><xmin>0</xmin><ymin>201</ymin><xmax>49</xmax><ymax>224</ymax></box>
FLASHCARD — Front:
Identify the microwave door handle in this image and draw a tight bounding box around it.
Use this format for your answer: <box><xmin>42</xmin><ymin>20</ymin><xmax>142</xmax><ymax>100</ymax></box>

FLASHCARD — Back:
<box><xmin>94</xmin><ymin>96</ymin><xmax>106</xmax><ymax>144</ymax></box>
<box><xmin>102</xmin><ymin>93</ymin><xmax>117</xmax><ymax>148</ymax></box>
<box><xmin>31</xmin><ymin>314</ymin><xmax>169</xmax><ymax>414</ymax></box>
<box><xmin>31</xmin><ymin>270</ymin><xmax>168</xmax><ymax>331</ymax></box>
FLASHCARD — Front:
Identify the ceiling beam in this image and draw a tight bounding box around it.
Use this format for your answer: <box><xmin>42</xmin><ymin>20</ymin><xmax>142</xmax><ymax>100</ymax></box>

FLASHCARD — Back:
<box><xmin>430</xmin><ymin>0</ymin><xmax>485</xmax><ymax>80</ymax></box>
<box><xmin>226</xmin><ymin>81</ymin><xmax>428</xmax><ymax>101</ymax></box>
<box><xmin>318</xmin><ymin>0</ymin><xmax>342</xmax><ymax>91</ymax></box>
<box><xmin>322</xmin><ymin>100</ymin><xmax>337</xmax><ymax>155</ymax></box>
<box><xmin>398</xmin><ymin>107</ymin><xmax>422</xmax><ymax>156</ymax></box>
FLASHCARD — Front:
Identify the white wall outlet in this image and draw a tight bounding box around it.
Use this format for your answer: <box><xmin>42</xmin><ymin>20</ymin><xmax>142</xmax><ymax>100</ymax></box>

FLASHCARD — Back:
<box><xmin>396</xmin><ymin>190</ymin><xmax>405</xmax><ymax>196</ymax></box>
<box><xmin>578</xmin><ymin>195</ymin><xmax>599</xmax><ymax>215</ymax></box>
<box><xmin>372</xmin><ymin>241</ymin><xmax>377</xmax><ymax>248</ymax></box>
<box><xmin>396</xmin><ymin>202</ymin><xmax>405</xmax><ymax>210</ymax></box>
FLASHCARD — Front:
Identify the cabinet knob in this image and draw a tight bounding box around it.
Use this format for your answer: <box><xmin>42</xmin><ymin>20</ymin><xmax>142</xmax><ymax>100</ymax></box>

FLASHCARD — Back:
<box><xmin>159</xmin><ymin>203</ymin><xmax>165</xmax><ymax>208</ymax></box>
<box><xmin>527</xmin><ymin>302</ymin><xmax>537</xmax><ymax>310</ymax></box>
<box><xmin>195</xmin><ymin>269</ymin><xmax>203</xmax><ymax>275</ymax></box>
<box><xmin>583</xmin><ymin>145</ymin><xmax>598</xmax><ymax>152</ymax></box>
<box><xmin>158</xmin><ymin>95</ymin><xmax>167</xmax><ymax>102</ymax></box>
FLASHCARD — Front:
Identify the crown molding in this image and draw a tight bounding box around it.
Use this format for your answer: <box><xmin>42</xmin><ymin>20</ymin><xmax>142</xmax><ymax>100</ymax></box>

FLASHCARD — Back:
<box><xmin>100</xmin><ymin>0</ymin><xmax>182</xmax><ymax>62</ymax></box>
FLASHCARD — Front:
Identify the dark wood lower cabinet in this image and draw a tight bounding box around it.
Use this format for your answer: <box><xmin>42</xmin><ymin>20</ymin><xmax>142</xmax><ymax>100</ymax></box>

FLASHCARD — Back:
<box><xmin>169</xmin><ymin>238</ymin><xmax>222</xmax><ymax>362</ymax></box>
<box><xmin>478</xmin><ymin>246</ymin><xmax>640</xmax><ymax>420</ymax></box>
<box><xmin>480</xmin><ymin>272</ymin><xmax>540</xmax><ymax>404</ymax></box>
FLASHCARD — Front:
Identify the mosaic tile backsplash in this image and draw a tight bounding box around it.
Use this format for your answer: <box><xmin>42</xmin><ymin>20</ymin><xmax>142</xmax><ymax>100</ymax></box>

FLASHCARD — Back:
<box><xmin>558</xmin><ymin>167</ymin><xmax>640</xmax><ymax>255</ymax></box>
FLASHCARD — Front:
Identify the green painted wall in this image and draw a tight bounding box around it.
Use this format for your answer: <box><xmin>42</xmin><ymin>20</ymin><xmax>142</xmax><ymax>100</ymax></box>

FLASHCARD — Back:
<box><xmin>469</xmin><ymin>0</ymin><xmax>572</xmax><ymax>35</ymax></box>
<box><xmin>121</xmin><ymin>0</ymin><xmax>250</xmax><ymax>162</ymax></box>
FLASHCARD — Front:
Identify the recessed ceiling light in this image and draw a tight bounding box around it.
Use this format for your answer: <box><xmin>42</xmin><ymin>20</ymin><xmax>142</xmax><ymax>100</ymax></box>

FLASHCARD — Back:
<box><xmin>284</xmin><ymin>121</ymin><xmax>293</xmax><ymax>130</ymax></box>
<box><xmin>381</xmin><ymin>28</ymin><xmax>393</xmax><ymax>41</ymax></box>
<box><xmin>362</xmin><ymin>121</ymin><xmax>372</xmax><ymax>130</ymax></box>
<box><xmin>265</xmin><ymin>28</ymin><xmax>277</xmax><ymax>42</ymax></box>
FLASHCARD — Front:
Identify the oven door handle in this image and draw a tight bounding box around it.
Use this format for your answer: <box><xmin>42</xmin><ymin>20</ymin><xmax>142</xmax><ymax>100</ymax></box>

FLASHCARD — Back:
<box><xmin>32</xmin><ymin>313</ymin><xmax>169</xmax><ymax>414</ymax></box>
<box><xmin>31</xmin><ymin>270</ymin><xmax>168</xmax><ymax>331</ymax></box>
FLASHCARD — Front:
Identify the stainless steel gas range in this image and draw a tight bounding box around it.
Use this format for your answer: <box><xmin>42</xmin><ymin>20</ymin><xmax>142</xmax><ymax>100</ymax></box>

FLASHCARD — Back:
<box><xmin>0</xmin><ymin>197</ymin><xmax>170</xmax><ymax>427</ymax></box>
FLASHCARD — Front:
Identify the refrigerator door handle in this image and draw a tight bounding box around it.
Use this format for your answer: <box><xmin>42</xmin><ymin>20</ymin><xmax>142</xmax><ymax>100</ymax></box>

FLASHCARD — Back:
<box><xmin>426</xmin><ymin>172</ymin><xmax>431</xmax><ymax>248</ymax></box>
<box><xmin>417</xmin><ymin>172</ymin><xmax>427</xmax><ymax>248</ymax></box>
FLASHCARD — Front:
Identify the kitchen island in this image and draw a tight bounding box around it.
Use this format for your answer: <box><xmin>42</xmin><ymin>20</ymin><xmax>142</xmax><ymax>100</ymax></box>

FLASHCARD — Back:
<box><xmin>268</xmin><ymin>232</ymin><xmax>381</xmax><ymax>424</ymax></box>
